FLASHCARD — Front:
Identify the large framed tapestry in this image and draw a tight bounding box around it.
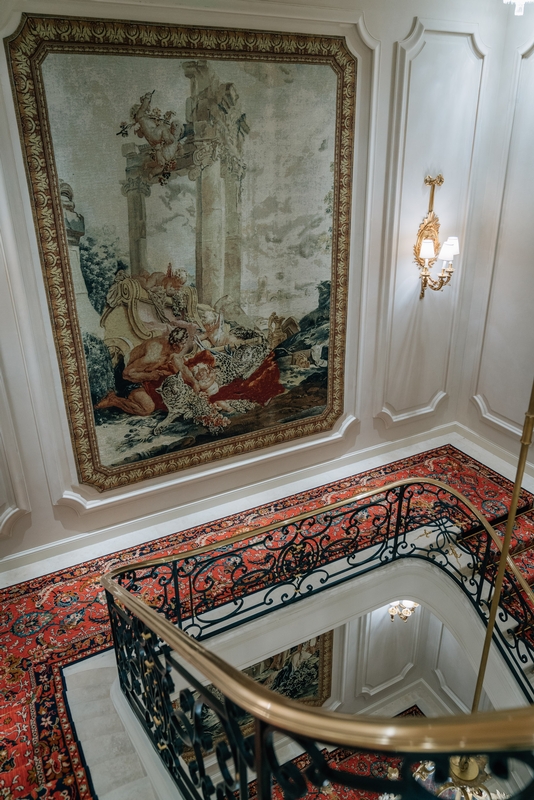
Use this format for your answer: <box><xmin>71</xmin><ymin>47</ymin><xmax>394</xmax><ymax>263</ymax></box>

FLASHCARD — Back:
<box><xmin>179</xmin><ymin>631</ymin><xmax>333</xmax><ymax>761</ymax></box>
<box><xmin>5</xmin><ymin>15</ymin><xmax>355</xmax><ymax>490</ymax></box>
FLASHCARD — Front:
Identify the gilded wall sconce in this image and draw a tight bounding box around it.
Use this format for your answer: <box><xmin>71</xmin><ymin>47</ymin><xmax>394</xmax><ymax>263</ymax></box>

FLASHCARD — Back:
<box><xmin>414</xmin><ymin>174</ymin><xmax>460</xmax><ymax>299</ymax></box>
<box><xmin>503</xmin><ymin>0</ymin><xmax>533</xmax><ymax>14</ymax></box>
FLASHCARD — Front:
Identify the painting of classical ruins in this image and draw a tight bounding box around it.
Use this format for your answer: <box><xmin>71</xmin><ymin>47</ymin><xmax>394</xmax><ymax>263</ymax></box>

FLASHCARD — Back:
<box><xmin>7</xmin><ymin>19</ymin><xmax>355</xmax><ymax>488</ymax></box>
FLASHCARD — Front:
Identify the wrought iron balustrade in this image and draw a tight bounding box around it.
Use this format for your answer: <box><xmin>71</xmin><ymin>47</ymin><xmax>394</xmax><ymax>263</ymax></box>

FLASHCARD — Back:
<box><xmin>102</xmin><ymin>478</ymin><xmax>534</xmax><ymax>800</ymax></box>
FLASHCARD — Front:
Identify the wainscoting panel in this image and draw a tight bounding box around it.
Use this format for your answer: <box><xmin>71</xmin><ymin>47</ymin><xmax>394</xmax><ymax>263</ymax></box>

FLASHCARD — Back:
<box><xmin>0</xmin><ymin>368</ymin><xmax>30</xmax><ymax>538</ymax></box>
<box><xmin>434</xmin><ymin>621</ymin><xmax>478</xmax><ymax>713</ymax></box>
<box><xmin>473</xmin><ymin>43</ymin><xmax>534</xmax><ymax>436</ymax></box>
<box><xmin>378</xmin><ymin>22</ymin><xmax>485</xmax><ymax>427</ymax></box>
<box><xmin>355</xmin><ymin>605</ymin><xmax>419</xmax><ymax>695</ymax></box>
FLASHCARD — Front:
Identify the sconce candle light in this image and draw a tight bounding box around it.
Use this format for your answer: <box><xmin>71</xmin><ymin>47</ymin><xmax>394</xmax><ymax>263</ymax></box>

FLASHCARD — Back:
<box><xmin>503</xmin><ymin>0</ymin><xmax>533</xmax><ymax>14</ymax></box>
<box><xmin>414</xmin><ymin>174</ymin><xmax>460</xmax><ymax>299</ymax></box>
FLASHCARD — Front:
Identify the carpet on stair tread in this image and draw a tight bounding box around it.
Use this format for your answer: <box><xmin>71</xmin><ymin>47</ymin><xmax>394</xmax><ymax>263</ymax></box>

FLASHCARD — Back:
<box><xmin>510</xmin><ymin>548</ymin><xmax>534</xmax><ymax>586</ymax></box>
<box><xmin>493</xmin><ymin>509</ymin><xmax>534</xmax><ymax>555</ymax></box>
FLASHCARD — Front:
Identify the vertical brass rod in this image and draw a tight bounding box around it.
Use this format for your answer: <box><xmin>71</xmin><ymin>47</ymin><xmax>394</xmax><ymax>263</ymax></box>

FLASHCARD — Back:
<box><xmin>471</xmin><ymin>376</ymin><xmax>534</xmax><ymax>713</ymax></box>
<box><xmin>428</xmin><ymin>183</ymin><xmax>435</xmax><ymax>213</ymax></box>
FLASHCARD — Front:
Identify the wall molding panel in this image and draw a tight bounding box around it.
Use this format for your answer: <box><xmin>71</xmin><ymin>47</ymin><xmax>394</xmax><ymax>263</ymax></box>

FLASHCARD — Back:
<box><xmin>0</xmin><ymin>370</ymin><xmax>30</xmax><ymax>538</ymax></box>
<box><xmin>472</xmin><ymin>393</ymin><xmax>522</xmax><ymax>438</ymax></box>
<box><xmin>355</xmin><ymin>605</ymin><xmax>420</xmax><ymax>696</ymax></box>
<box><xmin>376</xmin><ymin>389</ymin><xmax>447</xmax><ymax>428</ymax></box>
<box><xmin>471</xmin><ymin>37</ymin><xmax>534</xmax><ymax>437</ymax></box>
<box><xmin>376</xmin><ymin>19</ymin><xmax>486</xmax><ymax>429</ymax></box>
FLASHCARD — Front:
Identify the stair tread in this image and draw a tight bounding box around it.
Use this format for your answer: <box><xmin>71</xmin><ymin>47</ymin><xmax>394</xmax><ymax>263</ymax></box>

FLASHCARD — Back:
<box><xmin>66</xmin><ymin>666</ymin><xmax>118</xmax><ymax>689</ymax></box>
<box><xmin>67</xmin><ymin>682</ymin><xmax>113</xmax><ymax>705</ymax></box>
<box><xmin>71</xmin><ymin>711</ymin><xmax>126</xmax><ymax>741</ymax></box>
<box><xmin>79</xmin><ymin>731</ymin><xmax>137</xmax><ymax>764</ymax></box>
<box><xmin>88</xmin><ymin>752</ymin><xmax>146</xmax><ymax>796</ymax></box>
<box><xmin>99</xmin><ymin>776</ymin><xmax>157</xmax><ymax>800</ymax></box>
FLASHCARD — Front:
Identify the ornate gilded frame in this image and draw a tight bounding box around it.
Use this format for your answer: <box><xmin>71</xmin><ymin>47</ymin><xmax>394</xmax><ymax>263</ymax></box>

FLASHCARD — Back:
<box><xmin>5</xmin><ymin>15</ymin><xmax>355</xmax><ymax>491</ymax></box>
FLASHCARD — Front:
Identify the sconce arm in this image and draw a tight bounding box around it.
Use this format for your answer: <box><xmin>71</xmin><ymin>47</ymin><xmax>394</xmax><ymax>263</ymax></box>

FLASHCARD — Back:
<box><xmin>419</xmin><ymin>262</ymin><xmax>454</xmax><ymax>299</ymax></box>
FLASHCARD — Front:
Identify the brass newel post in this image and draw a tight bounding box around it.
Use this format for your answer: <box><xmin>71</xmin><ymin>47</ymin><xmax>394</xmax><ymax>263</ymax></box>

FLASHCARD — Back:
<box><xmin>471</xmin><ymin>376</ymin><xmax>534</xmax><ymax>713</ymax></box>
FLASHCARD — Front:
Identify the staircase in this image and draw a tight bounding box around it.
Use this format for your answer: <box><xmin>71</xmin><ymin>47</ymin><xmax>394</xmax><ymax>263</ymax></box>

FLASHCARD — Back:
<box><xmin>63</xmin><ymin>651</ymin><xmax>157</xmax><ymax>800</ymax></box>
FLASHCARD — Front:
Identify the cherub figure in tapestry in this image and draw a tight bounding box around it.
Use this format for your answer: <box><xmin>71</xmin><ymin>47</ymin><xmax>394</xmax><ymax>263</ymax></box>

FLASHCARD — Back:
<box><xmin>118</xmin><ymin>90</ymin><xmax>185</xmax><ymax>182</ymax></box>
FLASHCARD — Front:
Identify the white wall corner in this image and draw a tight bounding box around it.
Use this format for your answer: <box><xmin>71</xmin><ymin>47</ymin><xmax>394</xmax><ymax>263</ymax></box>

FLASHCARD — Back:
<box><xmin>419</xmin><ymin>17</ymin><xmax>489</xmax><ymax>58</ymax></box>
<box><xmin>0</xmin><ymin>3</ymin><xmax>19</xmax><ymax>36</ymax></box>
<box><xmin>361</xmin><ymin>659</ymin><xmax>415</xmax><ymax>696</ymax></box>
<box><xmin>0</xmin><ymin>372</ymin><xmax>30</xmax><ymax>538</ymax></box>
<box><xmin>0</xmin><ymin>500</ymin><xmax>27</xmax><ymax>540</ymax></box>
<box><xmin>353</xmin><ymin>12</ymin><xmax>381</xmax><ymax>53</ymax></box>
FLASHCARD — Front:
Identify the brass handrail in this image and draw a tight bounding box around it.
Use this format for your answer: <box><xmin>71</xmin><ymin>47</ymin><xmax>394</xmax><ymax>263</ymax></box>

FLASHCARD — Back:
<box><xmin>101</xmin><ymin>477</ymin><xmax>534</xmax><ymax>754</ymax></box>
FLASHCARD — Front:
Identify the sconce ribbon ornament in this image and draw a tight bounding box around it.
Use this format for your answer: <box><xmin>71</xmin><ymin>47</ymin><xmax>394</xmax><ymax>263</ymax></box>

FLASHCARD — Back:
<box><xmin>414</xmin><ymin>174</ymin><xmax>459</xmax><ymax>299</ymax></box>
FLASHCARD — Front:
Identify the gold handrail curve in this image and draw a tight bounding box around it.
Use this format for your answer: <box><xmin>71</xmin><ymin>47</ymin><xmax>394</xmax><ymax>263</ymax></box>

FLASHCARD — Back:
<box><xmin>101</xmin><ymin>477</ymin><xmax>534</xmax><ymax>754</ymax></box>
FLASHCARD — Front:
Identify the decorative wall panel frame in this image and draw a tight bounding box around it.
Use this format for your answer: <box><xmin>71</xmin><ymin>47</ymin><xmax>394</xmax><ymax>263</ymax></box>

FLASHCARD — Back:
<box><xmin>5</xmin><ymin>14</ymin><xmax>355</xmax><ymax>491</ymax></box>
<box><xmin>0</xmin><ymin>368</ymin><xmax>30</xmax><ymax>537</ymax></box>
<box><xmin>471</xmin><ymin>37</ymin><xmax>534</xmax><ymax>439</ymax></box>
<box><xmin>354</xmin><ymin>606</ymin><xmax>419</xmax><ymax>697</ymax></box>
<box><xmin>375</xmin><ymin>19</ymin><xmax>487</xmax><ymax>429</ymax></box>
<box><xmin>0</xmin><ymin>220</ymin><xmax>31</xmax><ymax>537</ymax></box>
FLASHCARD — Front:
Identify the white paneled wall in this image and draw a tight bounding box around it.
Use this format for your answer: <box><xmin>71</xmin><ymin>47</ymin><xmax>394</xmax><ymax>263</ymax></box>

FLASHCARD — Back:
<box><xmin>378</xmin><ymin>21</ymin><xmax>485</xmax><ymax>427</ymax></box>
<box><xmin>343</xmin><ymin>603</ymin><xmax>491</xmax><ymax>717</ymax></box>
<box><xmin>354</xmin><ymin>606</ymin><xmax>420</xmax><ymax>696</ymax></box>
<box><xmin>0</xmin><ymin>0</ymin><xmax>533</xmax><ymax>570</ymax></box>
<box><xmin>473</xmin><ymin>42</ymin><xmax>534</xmax><ymax>437</ymax></box>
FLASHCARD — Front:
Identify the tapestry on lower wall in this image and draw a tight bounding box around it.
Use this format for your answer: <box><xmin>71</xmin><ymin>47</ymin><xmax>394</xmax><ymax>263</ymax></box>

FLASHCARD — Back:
<box><xmin>0</xmin><ymin>444</ymin><xmax>532</xmax><ymax>799</ymax></box>
<box><xmin>179</xmin><ymin>631</ymin><xmax>333</xmax><ymax>762</ymax></box>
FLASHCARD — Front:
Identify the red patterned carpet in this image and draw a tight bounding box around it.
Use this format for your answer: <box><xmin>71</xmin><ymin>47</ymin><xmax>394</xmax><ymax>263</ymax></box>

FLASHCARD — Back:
<box><xmin>249</xmin><ymin>748</ymin><xmax>404</xmax><ymax>800</ymax></box>
<box><xmin>0</xmin><ymin>445</ymin><xmax>532</xmax><ymax>800</ymax></box>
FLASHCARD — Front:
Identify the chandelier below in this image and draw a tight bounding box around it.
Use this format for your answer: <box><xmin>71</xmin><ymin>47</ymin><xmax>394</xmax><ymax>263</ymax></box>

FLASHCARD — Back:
<box><xmin>503</xmin><ymin>0</ymin><xmax>533</xmax><ymax>14</ymax></box>
<box><xmin>388</xmin><ymin>600</ymin><xmax>419</xmax><ymax>622</ymax></box>
<box><xmin>414</xmin><ymin>757</ymin><xmax>508</xmax><ymax>799</ymax></box>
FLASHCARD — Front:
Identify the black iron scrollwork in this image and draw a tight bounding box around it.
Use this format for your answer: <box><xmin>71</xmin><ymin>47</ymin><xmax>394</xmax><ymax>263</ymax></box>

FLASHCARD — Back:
<box><xmin>106</xmin><ymin>481</ymin><xmax>534</xmax><ymax>800</ymax></box>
